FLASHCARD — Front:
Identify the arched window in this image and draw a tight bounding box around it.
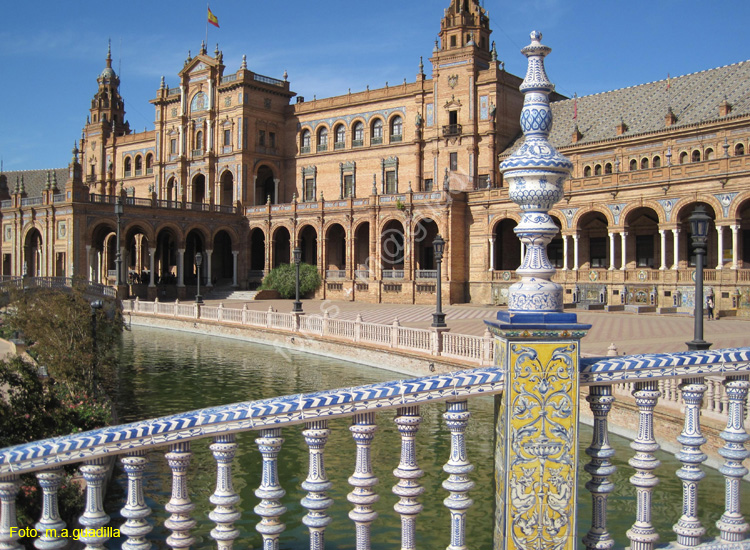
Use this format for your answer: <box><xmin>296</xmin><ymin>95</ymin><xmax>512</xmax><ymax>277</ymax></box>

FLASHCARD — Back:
<box><xmin>629</xmin><ymin>159</ymin><xmax>637</xmax><ymax>171</ymax></box>
<box><xmin>390</xmin><ymin>115</ymin><xmax>403</xmax><ymax>142</ymax></box>
<box><xmin>583</xmin><ymin>166</ymin><xmax>592</xmax><ymax>177</ymax></box>
<box><xmin>317</xmin><ymin>127</ymin><xmax>328</xmax><ymax>151</ymax></box>
<box><xmin>594</xmin><ymin>164</ymin><xmax>602</xmax><ymax>176</ymax></box>
<box><xmin>300</xmin><ymin>129</ymin><xmax>311</xmax><ymax>153</ymax></box>
<box><xmin>196</xmin><ymin>131</ymin><xmax>204</xmax><ymax>151</ymax></box>
<box><xmin>652</xmin><ymin>156</ymin><xmax>661</xmax><ymax>168</ymax></box>
<box><xmin>705</xmin><ymin>148</ymin><xmax>714</xmax><ymax>160</ymax></box>
<box><xmin>334</xmin><ymin>124</ymin><xmax>346</xmax><ymax>149</ymax></box>
<box><xmin>124</xmin><ymin>157</ymin><xmax>132</xmax><ymax>177</ymax></box>
<box><xmin>371</xmin><ymin>119</ymin><xmax>384</xmax><ymax>144</ymax></box>
<box><xmin>353</xmin><ymin>121</ymin><xmax>364</xmax><ymax>146</ymax></box>
<box><xmin>604</xmin><ymin>163</ymin><xmax>613</xmax><ymax>174</ymax></box>
<box><xmin>680</xmin><ymin>151</ymin><xmax>688</xmax><ymax>164</ymax></box>
<box><xmin>691</xmin><ymin>150</ymin><xmax>701</xmax><ymax>162</ymax></box>
<box><xmin>134</xmin><ymin>155</ymin><xmax>142</xmax><ymax>175</ymax></box>
<box><xmin>735</xmin><ymin>143</ymin><xmax>745</xmax><ymax>156</ymax></box>
<box><xmin>641</xmin><ymin>157</ymin><xmax>649</xmax><ymax>170</ymax></box>
<box><xmin>145</xmin><ymin>153</ymin><xmax>153</xmax><ymax>174</ymax></box>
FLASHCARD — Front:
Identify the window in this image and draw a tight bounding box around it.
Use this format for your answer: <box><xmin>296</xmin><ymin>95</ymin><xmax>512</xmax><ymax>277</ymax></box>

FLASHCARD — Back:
<box><xmin>477</xmin><ymin>175</ymin><xmax>490</xmax><ymax>189</ymax></box>
<box><xmin>450</xmin><ymin>152</ymin><xmax>458</xmax><ymax>172</ymax></box>
<box><xmin>735</xmin><ymin>143</ymin><xmax>745</xmax><ymax>156</ymax></box>
<box><xmin>170</xmin><ymin>139</ymin><xmax>177</xmax><ymax>154</ymax></box>
<box><xmin>424</xmin><ymin>178</ymin><xmax>433</xmax><ymax>192</ymax></box>
<box><xmin>652</xmin><ymin>156</ymin><xmax>661</xmax><ymax>168</ymax></box>
<box><xmin>385</xmin><ymin>170</ymin><xmax>397</xmax><ymax>194</ymax></box>
<box><xmin>583</xmin><ymin>166</ymin><xmax>592</xmax><ymax>177</ymax></box>
<box><xmin>353</xmin><ymin>122</ymin><xmax>364</xmax><ymax>146</ymax></box>
<box><xmin>449</xmin><ymin>110</ymin><xmax>458</xmax><ymax>125</ymax></box>
<box><xmin>450</xmin><ymin>35</ymin><xmax>457</xmax><ymax>48</ymax></box>
<box><xmin>641</xmin><ymin>157</ymin><xmax>649</xmax><ymax>169</ymax></box>
<box><xmin>258</xmin><ymin>130</ymin><xmax>266</xmax><ymax>147</ymax></box>
<box><xmin>629</xmin><ymin>159</ymin><xmax>637</xmax><ymax>171</ymax></box>
<box><xmin>304</xmin><ymin>178</ymin><xmax>315</xmax><ymax>201</ymax></box>
<box><xmin>372</xmin><ymin>119</ymin><xmax>383</xmax><ymax>145</ymax></box>
<box><xmin>343</xmin><ymin>175</ymin><xmax>354</xmax><ymax>198</ymax></box>
<box><xmin>594</xmin><ymin>164</ymin><xmax>602</xmax><ymax>176</ymax></box>
<box><xmin>124</xmin><ymin>157</ymin><xmax>132</xmax><ymax>177</ymax></box>
<box><xmin>705</xmin><ymin>148</ymin><xmax>714</xmax><ymax>160</ymax></box>
<box><xmin>196</xmin><ymin>131</ymin><xmax>204</xmax><ymax>151</ymax></box>
<box><xmin>146</xmin><ymin>154</ymin><xmax>153</xmax><ymax>174</ymax></box>
<box><xmin>390</xmin><ymin>116</ymin><xmax>403</xmax><ymax>142</ymax></box>
<box><xmin>680</xmin><ymin>151</ymin><xmax>688</xmax><ymax>164</ymax></box>
<box><xmin>604</xmin><ymin>163</ymin><xmax>613</xmax><ymax>174</ymax></box>
<box><xmin>317</xmin><ymin>127</ymin><xmax>328</xmax><ymax>151</ymax></box>
<box><xmin>135</xmin><ymin>155</ymin><xmax>143</xmax><ymax>176</ymax></box>
<box><xmin>335</xmin><ymin>124</ymin><xmax>346</xmax><ymax>149</ymax></box>
<box><xmin>301</xmin><ymin>130</ymin><xmax>311</xmax><ymax>153</ymax></box>
<box><xmin>269</xmin><ymin>132</ymin><xmax>276</xmax><ymax>148</ymax></box>
<box><xmin>589</xmin><ymin>237</ymin><xmax>607</xmax><ymax>268</ymax></box>
<box><xmin>691</xmin><ymin>150</ymin><xmax>701</xmax><ymax>162</ymax></box>
<box><xmin>223</xmin><ymin>129</ymin><xmax>231</xmax><ymax>147</ymax></box>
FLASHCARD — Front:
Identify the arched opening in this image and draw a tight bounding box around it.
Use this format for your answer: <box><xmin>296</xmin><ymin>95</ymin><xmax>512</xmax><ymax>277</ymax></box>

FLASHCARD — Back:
<box><xmin>629</xmin><ymin>159</ymin><xmax>637</xmax><ymax>171</ymax></box>
<box><xmin>493</xmin><ymin>219</ymin><xmax>521</xmax><ymax>271</ymax></box>
<box><xmin>676</xmin><ymin>202</ymin><xmax>717</xmax><ymax>268</ymax></box>
<box><xmin>299</xmin><ymin>225</ymin><xmax>318</xmax><ymax>267</ymax></box>
<box><xmin>625</xmin><ymin>207</ymin><xmax>660</xmax><ymax>269</ymax></box>
<box><xmin>145</xmin><ymin>153</ymin><xmax>153</xmax><ymax>174</ymax></box>
<box><xmin>212</xmin><ymin>230</ymin><xmax>234</xmax><ymax>285</ymax></box>
<box><xmin>249</xmin><ymin>228</ymin><xmax>266</xmax><ymax>277</ymax></box>
<box><xmin>735</xmin><ymin>143</ymin><xmax>745</xmax><ymax>156</ymax></box>
<box><xmin>692</xmin><ymin>150</ymin><xmax>701</xmax><ymax>162</ymax></box>
<box><xmin>273</xmin><ymin>226</ymin><xmax>291</xmax><ymax>268</ymax></box>
<box><xmin>640</xmin><ymin>157</ymin><xmax>649</xmax><ymax>170</ymax></box>
<box><xmin>653</xmin><ymin>156</ymin><xmax>661</xmax><ymax>168</ymax></box>
<box><xmin>583</xmin><ymin>166</ymin><xmax>592</xmax><ymax>177</ymax></box>
<box><xmin>125</xmin><ymin>226</ymin><xmax>150</xmax><ymax>286</ymax></box>
<box><xmin>134</xmin><ymin>155</ymin><xmax>143</xmax><ymax>176</ymax></box>
<box><xmin>414</xmin><ymin>218</ymin><xmax>439</xmax><ymax>276</ymax></box>
<box><xmin>352</xmin><ymin>121</ymin><xmax>364</xmax><ymax>147</ymax></box>
<box><xmin>577</xmin><ymin>211</ymin><xmax>610</xmax><ymax>269</ymax></box>
<box><xmin>371</xmin><ymin>118</ymin><xmax>384</xmax><ymax>145</ymax></box>
<box><xmin>90</xmin><ymin>223</ymin><xmax>116</xmax><ymax>283</ymax></box>
<box><xmin>548</xmin><ymin>217</ymin><xmax>564</xmax><ymax>268</ymax></box>
<box><xmin>739</xmin><ymin>199</ymin><xmax>750</xmax><ymax>269</ymax></box>
<box><xmin>192</xmin><ymin>174</ymin><xmax>206</xmax><ymax>205</ymax></box>
<box><xmin>23</xmin><ymin>229</ymin><xmax>43</xmax><ymax>277</ymax></box>
<box><xmin>184</xmin><ymin>229</ymin><xmax>205</xmax><ymax>288</ymax></box>
<box><xmin>604</xmin><ymin>163</ymin><xmax>613</xmax><ymax>174</ymax></box>
<box><xmin>680</xmin><ymin>151</ymin><xmax>688</xmax><ymax>164</ymax></box>
<box><xmin>300</xmin><ymin>129</ymin><xmax>311</xmax><ymax>153</ymax></box>
<box><xmin>705</xmin><ymin>148</ymin><xmax>714</xmax><ymax>160</ymax></box>
<box><xmin>390</xmin><ymin>115</ymin><xmax>403</xmax><ymax>142</ymax></box>
<box><xmin>334</xmin><ymin>124</ymin><xmax>346</xmax><ymax>149</ymax></box>
<box><xmin>166</xmin><ymin>177</ymin><xmax>176</xmax><ymax>204</ymax></box>
<box><xmin>124</xmin><ymin>157</ymin><xmax>132</xmax><ymax>177</ymax></box>
<box><xmin>325</xmin><ymin>224</ymin><xmax>347</xmax><ymax>278</ymax></box>
<box><xmin>317</xmin><ymin>127</ymin><xmax>328</xmax><ymax>152</ymax></box>
<box><xmin>155</xmin><ymin>228</ymin><xmax>178</xmax><ymax>287</ymax></box>
<box><xmin>220</xmin><ymin>171</ymin><xmax>234</xmax><ymax>207</ymax></box>
<box><xmin>196</xmin><ymin>130</ymin><xmax>204</xmax><ymax>152</ymax></box>
<box><xmin>255</xmin><ymin>165</ymin><xmax>276</xmax><ymax>205</ymax></box>
<box><xmin>381</xmin><ymin>220</ymin><xmax>405</xmax><ymax>276</ymax></box>
<box><xmin>354</xmin><ymin>222</ymin><xmax>370</xmax><ymax>278</ymax></box>
<box><xmin>594</xmin><ymin>164</ymin><xmax>602</xmax><ymax>176</ymax></box>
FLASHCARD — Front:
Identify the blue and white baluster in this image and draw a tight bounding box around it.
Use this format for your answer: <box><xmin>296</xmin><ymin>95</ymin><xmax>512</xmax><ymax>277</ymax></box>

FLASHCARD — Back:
<box><xmin>626</xmin><ymin>381</ymin><xmax>661</xmax><ymax>550</ymax></box>
<box><xmin>673</xmin><ymin>377</ymin><xmax>708</xmax><ymax>546</ymax></box>
<box><xmin>78</xmin><ymin>458</ymin><xmax>111</xmax><ymax>550</ymax></box>
<box><xmin>34</xmin><ymin>468</ymin><xmax>66</xmax><ymax>550</ymax></box>
<box><xmin>347</xmin><ymin>412</ymin><xmax>379</xmax><ymax>550</ymax></box>
<box><xmin>716</xmin><ymin>375</ymin><xmax>750</xmax><ymax>542</ymax></box>
<box><xmin>0</xmin><ymin>474</ymin><xmax>21</xmax><ymax>550</ymax></box>
<box><xmin>209</xmin><ymin>435</ymin><xmax>241</xmax><ymax>550</ymax></box>
<box><xmin>442</xmin><ymin>400</ymin><xmax>473</xmax><ymax>550</ymax></box>
<box><xmin>582</xmin><ymin>385</ymin><xmax>616</xmax><ymax>550</ymax></box>
<box><xmin>254</xmin><ymin>428</ymin><xmax>286</xmax><ymax>550</ymax></box>
<box><xmin>164</xmin><ymin>442</ymin><xmax>196</xmax><ymax>550</ymax></box>
<box><xmin>301</xmin><ymin>420</ymin><xmax>333</xmax><ymax>550</ymax></box>
<box><xmin>120</xmin><ymin>451</ymin><xmax>153</xmax><ymax>550</ymax></box>
<box><xmin>393</xmin><ymin>406</ymin><xmax>424</xmax><ymax>550</ymax></box>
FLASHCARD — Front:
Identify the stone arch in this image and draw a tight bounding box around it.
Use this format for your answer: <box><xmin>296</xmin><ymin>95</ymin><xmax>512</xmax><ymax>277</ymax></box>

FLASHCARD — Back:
<box><xmin>88</xmin><ymin>221</ymin><xmax>116</xmax><ymax>283</ymax></box>
<box><xmin>124</xmin><ymin>223</ymin><xmax>152</xmax><ymax>284</ymax></box>
<box><xmin>22</xmin><ymin>226</ymin><xmax>44</xmax><ymax>277</ymax></box>
<box><xmin>618</xmin><ymin>199</ymin><xmax>666</xmax><ymax>228</ymax></box>
<box><xmin>491</xmin><ymin>217</ymin><xmax>520</xmax><ymax>271</ymax></box>
<box><xmin>353</xmin><ymin>221</ymin><xmax>371</xmax><ymax>275</ymax></box>
<box><xmin>255</xmin><ymin>164</ymin><xmax>276</xmax><ymax>205</ymax></box>
<box><xmin>381</xmin><ymin>219</ymin><xmax>405</xmax><ymax>271</ymax></box>
<box><xmin>570</xmin><ymin>205</ymin><xmax>614</xmax><ymax>232</ymax></box>
<box><xmin>211</xmin><ymin>229</ymin><xmax>234</xmax><ymax>283</ymax></box>
<box><xmin>248</xmin><ymin>226</ymin><xmax>267</xmax><ymax>275</ymax></box>
<box><xmin>577</xmin><ymin>210</ymin><xmax>611</xmax><ymax>269</ymax></box>
<box><xmin>154</xmin><ymin>226</ymin><xmax>180</xmax><ymax>286</ymax></box>
<box><xmin>219</xmin><ymin>169</ymin><xmax>234</xmax><ymax>207</ymax></box>
<box><xmin>672</xmin><ymin>195</ymin><xmax>724</xmax><ymax>224</ymax></box>
<box><xmin>272</xmin><ymin>225</ymin><xmax>292</xmax><ymax>268</ymax></box>
<box><xmin>297</xmin><ymin>224</ymin><xmax>319</xmax><ymax>266</ymax></box>
<box><xmin>191</xmin><ymin>172</ymin><xmax>206</xmax><ymax>205</ymax></box>
<box><xmin>623</xmin><ymin>206</ymin><xmax>660</xmax><ymax>269</ymax></box>
<box><xmin>729</xmin><ymin>191</ymin><xmax>750</xmax><ymax>219</ymax></box>
<box><xmin>413</xmin><ymin>217</ymin><xmax>439</xmax><ymax>271</ymax></box>
<box><xmin>325</xmin><ymin>223</ymin><xmax>347</xmax><ymax>274</ymax></box>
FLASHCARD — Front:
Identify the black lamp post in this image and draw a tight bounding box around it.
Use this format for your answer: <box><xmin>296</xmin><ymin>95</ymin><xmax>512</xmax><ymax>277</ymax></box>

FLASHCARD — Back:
<box><xmin>114</xmin><ymin>196</ymin><xmax>124</xmax><ymax>286</ymax></box>
<box><xmin>686</xmin><ymin>205</ymin><xmax>711</xmax><ymax>351</ymax></box>
<box><xmin>432</xmin><ymin>234</ymin><xmax>447</xmax><ymax>328</ymax></box>
<box><xmin>292</xmin><ymin>247</ymin><xmax>303</xmax><ymax>313</ymax></box>
<box><xmin>195</xmin><ymin>252</ymin><xmax>203</xmax><ymax>304</ymax></box>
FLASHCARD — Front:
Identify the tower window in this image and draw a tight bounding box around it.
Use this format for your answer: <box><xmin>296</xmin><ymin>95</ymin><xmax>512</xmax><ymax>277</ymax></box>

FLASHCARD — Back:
<box><xmin>736</xmin><ymin>143</ymin><xmax>745</xmax><ymax>156</ymax></box>
<box><xmin>652</xmin><ymin>156</ymin><xmax>661</xmax><ymax>168</ymax></box>
<box><xmin>450</xmin><ymin>36</ymin><xmax>457</xmax><ymax>48</ymax></box>
<box><xmin>134</xmin><ymin>155</ymin><xmax>143</xmax><ymax>176</ymax></box>
<box><xmin>641</xmin><ymin>157</ymin><xmax>649</xmax><ymax>169</ymax></box>
<box><xmin>372</xmin><ymin>119</ymin><xmax>383</xmax><ymax>145</ymax></box>
<box><xmin>124</xmin><ymin>157</ymin><xmax>132</xmax><ymax>177</ymax></box>
<box><xmin>301</xmin><ymin>130</ymin><xmax>311</xmax><ymax>153</ymax></box>
<box><xmin>196</xmin><ymin>131</ymin><xmax>204</xmax><ymax>151</ymax></box>
<box><xmin>170</xmin><ymin>139</ymin><xmax>177</xmax><ymax>155</ymax></box>
<box><xmin>224</xmin><ymin>129</ymin><xmax>231</xmax><ymax>147</ymax></box>
<box><xmin>450</xmin><ymin>152</ymin><xmax>458</xmax><ymax>171</ymax></box>
<box><xmin>390</xmin><ymin>116</ymin><xmax>403</xmax><ymax>142</ymax></box>
<box><xmin>317</xmin><ymin>127</ymin><xmax>328</xmax><ymax>151</ymax></box>
<box><xmin>353</xmin><ymin>121</ymin><xmax>364</xmax><ymax>146</ymax></box>
<box><xmin>146</xmin><ymin>153</ymin><xmax>153</xmax><ymax>174</ymax></box>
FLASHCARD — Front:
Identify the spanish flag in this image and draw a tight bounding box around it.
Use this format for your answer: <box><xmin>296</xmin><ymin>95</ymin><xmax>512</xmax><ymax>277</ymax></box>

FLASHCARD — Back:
<box><xmin>208</xmin><ymin>6</ymin><xmax>219</xmax><ymax>28</ymax></box>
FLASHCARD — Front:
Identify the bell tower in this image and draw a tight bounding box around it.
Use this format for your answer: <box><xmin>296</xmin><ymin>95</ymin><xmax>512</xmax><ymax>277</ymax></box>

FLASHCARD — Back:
<box><xmin>89</xmin><ymin>41</ymin><xmax>129</xmax><ymax>136</ymax></box>
<box><xmin>436</xmin><ymin>0</ymin><xmax>492</xmax><ymax>62</ymax></box>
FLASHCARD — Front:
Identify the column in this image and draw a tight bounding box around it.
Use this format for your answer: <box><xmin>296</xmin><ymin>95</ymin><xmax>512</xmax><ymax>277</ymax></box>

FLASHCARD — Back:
<box><xmin>148</xmin><ymin>247</ymin><xmax>156</xmax><ymax>288</ymax></box>
<box><xmin>273</xmin><ymin>178</ymin><xmax>280</xmax><ymax>204</ymax></box>
<box><xmin>659</xmin><ymin>230</ymin><xmax>667</xmax><ymax>270</ymax></box>
<box><xmin>608</xmin><ymin>232</ymin><xmax>616</xmax><ymax>270</ymax></box>
<box><xmin>573</xmin><ymin>234</ymin><xmax>580</xmax><ymax>270</ymax></box>
<box><xmin>177</xmin><ymin>249</ymin><xmax>185</xmax><ymax>287</ymax></box>
<box><xmin>252</xmin><ymin>175</ymin><xmax>258</xmax><ymax>206</ymax></box>
<box><xmin>562</xmin><ymin>235</ymin><xmax>569</xmax><ymax>270</ymax></box>
<box><xmin>86</xmin><ymin>244</ymin><xmax>92</xmax><ymax>281</ymax></box>
<box><xmin>620</xmin><ymin>232</ymin><xmax>627</xmax><ymax>271</ymax></box>
<box><xmin>232</xmin><ymin>251</ymin><xmax>238</xmax><ymax>287</ymax></box>
<box><xmin>673</xmin><ymin>229</ymin><xmax>680</xmax><ymax>270</ymax></box>
<box><xmin>731</xmin><ymin>225</ymin><xmax>739</xmax><ymax>269</ymax></box>
<box><xmin>488</xmin><ymin>237</ymin><xmax>495</xmax><ymax>271</ymax></box>
<box><xmin>206</xmin><ymin>249</ymin><xmax>213</xmax><ymax>288</ymax></box>
<box><xmin>717</xmin><ymin>226</ymin><xmax>725</xmax><ymax>270</ymax></box>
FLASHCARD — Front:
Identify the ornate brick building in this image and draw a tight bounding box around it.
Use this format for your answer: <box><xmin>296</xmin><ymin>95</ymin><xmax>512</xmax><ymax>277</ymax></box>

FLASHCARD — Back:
<box><xmin>2</xmin><ymin>0</ymin><xmax>749</xmax><ymax>313</ymax></box>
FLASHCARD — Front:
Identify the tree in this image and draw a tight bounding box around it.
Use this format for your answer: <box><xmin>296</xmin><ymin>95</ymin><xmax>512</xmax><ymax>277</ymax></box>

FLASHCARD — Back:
<box><xmin>260</xmin><ymin>263</ymin><xmax>321</xmax><ymax>299</ymax></box>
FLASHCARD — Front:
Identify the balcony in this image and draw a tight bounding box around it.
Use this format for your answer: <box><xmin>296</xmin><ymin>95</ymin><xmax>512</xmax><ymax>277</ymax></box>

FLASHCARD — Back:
<box><xmin>191</xmin><ymin>149</ymin><xmax>203</xmax><ymax>158</ymax></box>
<box><xmin>334</xmin><ymin>142</ymin><xmax>346</xmax><ymax>150</ymax></box>
<box><xmin>390</xmin><ymin>134</ymin><xmax>403</xmax><ymax>143</ymax></box>
<box><xmin>352</xmin><ymin>139</ymin><xmax>364</xmax><ymax>148</ymax></box>
<box><xmin>442</xmin><ymin>124</ymin><xmax>462</xmax><ymax>137</ymax></box>
<box><xmin>371</xmin><ymin>136</ymin><xmax>383</xmax><ymax>145</ymax></box>
<box><xmin>300</xmin><ymin>146</ymin><xmax>311</xmax><ymax>154</ymax></box>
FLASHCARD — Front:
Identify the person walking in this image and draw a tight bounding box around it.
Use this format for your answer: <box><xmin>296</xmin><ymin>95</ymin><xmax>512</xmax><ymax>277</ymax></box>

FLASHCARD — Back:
<box><xmin>706</xmin><ymin>294</ymin><xmax>715</xmax><ymax>320</ymax></box>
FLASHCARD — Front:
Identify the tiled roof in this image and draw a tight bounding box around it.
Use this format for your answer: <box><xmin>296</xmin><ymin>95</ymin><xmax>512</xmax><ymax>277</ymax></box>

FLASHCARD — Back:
<box><xmin>503</xmin><ymin>60</ymin><xmax>750</xmax><ymax>153</ymax></box>
<box><xmin>0</xmin><ymin>168</ymin><xmax>68</xmax><ymax>200</ymax></box>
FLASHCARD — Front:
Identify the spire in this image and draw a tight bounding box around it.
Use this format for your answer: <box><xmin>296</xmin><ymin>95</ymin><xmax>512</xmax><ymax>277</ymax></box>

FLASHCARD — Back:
<box><xmin>52</xmin><ymin>171</ymin><xmax>58</xmax><ymax>191</ymax></box>
<box><xmin>241</xmin><ymin>55</ymin><xmax>247</xmax><ymax>70</ymax></box>
<box><xmin>160</xmin><ymin>76</ymin><xmax>165</xmax><ymax>89</ymax></box>
<box><xmin>200</xmin><ymin>40</ymin><xmax>207</xmax><ymax>55</ymax></box>
<box><xmin>491</xmin><ymin>41</ymin><xmax>497</xmax><ymax>62</ymax></box>
<box><xmin>419</xmin><ymin>56</ymin><xmax>424</xmax><ymax>76</ymax></box>
<box><xmin>19</xmin><ymin>174</ymin><xmax>25</xmax><ymax>195</ymax></box>
<box><xmin>214</xmin><ymin>43</ymin><xmax>220</xmax><ymax>57</ymax></box>
<box><xmin>106</xmin><ymin>39</ymin><xmax>112</xmax><ymax>69</ymax></box>
<box><xmin>283</xmin><ymin>70</ymin><xmax>288</xmax><ymax>81</ymax></box>
<box><xmin>45</xmin><ymin>171</ymin><xmax>51</xmax><ymax>191</ymax></box>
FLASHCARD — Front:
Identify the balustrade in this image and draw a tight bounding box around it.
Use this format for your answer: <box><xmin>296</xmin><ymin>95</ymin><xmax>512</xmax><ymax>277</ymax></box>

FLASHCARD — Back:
<box><xmin>0</xmin><ymin>348</ymin><xmax>750</xmax><ymax>549</ymax></box>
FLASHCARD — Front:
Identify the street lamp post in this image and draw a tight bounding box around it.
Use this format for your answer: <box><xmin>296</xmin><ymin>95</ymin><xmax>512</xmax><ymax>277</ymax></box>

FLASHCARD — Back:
<box><xmin>114</xmin><ymin>196</ymin><xmax>124</xmax><ymax>286</ymax></box>
<box><xmin>195</xmin><ymin>252</ymin><xmax>203</xmax><ymax>304</ymax></box>
<box><xmin>686</xmin><ymin>205</ymin><xmax>711</xmax><ymax>351</ymax></box>
<box><xmin>432</xmin><ymin>234</ymin><xmax>446</xmax><ymax>328</ymax></box>
<box><xmin>292</xmin><ymin>247</ymin><xmax>303</xmax><ymax>313</ymax></box>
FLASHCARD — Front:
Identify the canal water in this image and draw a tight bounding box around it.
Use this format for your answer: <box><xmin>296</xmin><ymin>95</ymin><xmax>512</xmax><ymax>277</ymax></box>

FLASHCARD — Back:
<box><xmin>110</xmin><ymin>326</ymin><xmax>740</xmax><ymax>549</ymax></box>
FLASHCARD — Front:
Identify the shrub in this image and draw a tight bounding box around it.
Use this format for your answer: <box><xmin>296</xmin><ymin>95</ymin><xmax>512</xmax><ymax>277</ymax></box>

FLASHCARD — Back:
<box><xmin>260</xmin><ymin>263</ymin><xmax>321</xmax><ymax>299</ymax></box>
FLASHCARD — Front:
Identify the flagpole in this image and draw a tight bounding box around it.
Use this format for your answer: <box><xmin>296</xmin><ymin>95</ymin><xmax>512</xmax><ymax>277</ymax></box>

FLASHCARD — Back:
<box><xmin>205</xmin><ymin>3</ymin><xmax>209</xmax><ymax>50</ymax></box>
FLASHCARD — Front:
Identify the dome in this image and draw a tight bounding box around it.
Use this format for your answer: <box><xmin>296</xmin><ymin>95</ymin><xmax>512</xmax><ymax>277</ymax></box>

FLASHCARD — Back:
<box><xmin>99</xmin><ymin>67</ymin><xmax>116</xmax><ymax>80</ymax></box>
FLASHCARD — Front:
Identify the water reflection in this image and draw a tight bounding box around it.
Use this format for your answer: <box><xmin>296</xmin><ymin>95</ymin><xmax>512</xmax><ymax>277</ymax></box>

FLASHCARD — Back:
<box><xmin>110</xmin><ymin>326</ymin><xmax>744</xmax><ymax>549</ymax></box>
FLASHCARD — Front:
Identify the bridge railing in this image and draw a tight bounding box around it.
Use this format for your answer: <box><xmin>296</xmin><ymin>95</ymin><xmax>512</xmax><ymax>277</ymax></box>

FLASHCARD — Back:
<box><xmin>0</xmin><ymin>348</ymin><xmax>749</xmax><ymax>550</ymax></box>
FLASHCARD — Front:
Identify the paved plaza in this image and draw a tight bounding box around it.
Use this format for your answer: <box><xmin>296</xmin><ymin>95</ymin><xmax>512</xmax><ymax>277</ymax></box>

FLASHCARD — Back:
<box><xmin>201</xmin><ymin>297</ymin><xmax>749</xmax><ymax>357</ymax></box>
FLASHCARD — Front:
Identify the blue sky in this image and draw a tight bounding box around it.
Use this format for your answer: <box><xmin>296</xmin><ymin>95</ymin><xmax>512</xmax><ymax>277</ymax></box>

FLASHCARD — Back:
<box><xmin>2</xmin><ymin>0</ymin><xmax>748</xmax><ymax>171</ymax></box>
